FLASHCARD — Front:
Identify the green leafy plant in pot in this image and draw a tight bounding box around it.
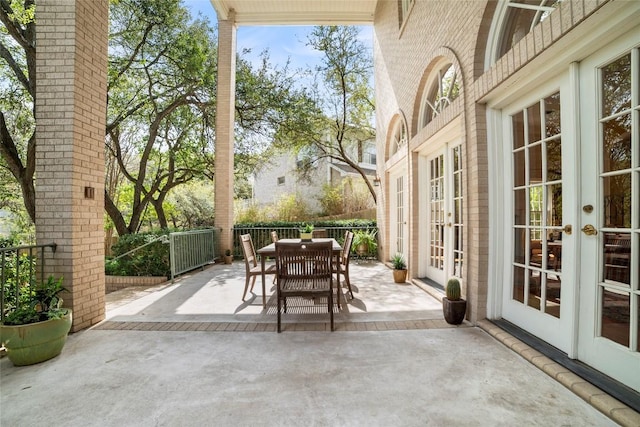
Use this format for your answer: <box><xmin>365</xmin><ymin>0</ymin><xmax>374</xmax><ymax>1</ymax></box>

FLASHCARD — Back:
<box><xmin>442</xmin><ymin>277</ymin><xmax>467</xmax><ymax>325</ymax></box>
<box><xmin>391</xmin><ymin>253</ymin><xmax>407</xmax><ymax>283</ymax></box>
<box><xmin>352</xmin><ymin>229</ymin><xmax>378</xmax><ymax>256</ymax></box>
<box><xmin>223</xmin><ymin>249</ymin><xmax>233</xmax><ymax>264</ymax></box>
<box><xmin>299</xmin><ymin>223</ymin><xmax>314</xmax><ymax>241</ymax></box>
<box><xmin>1</xmin><ymin>276</ymin><xmax>72</xmax><ymax>366</ymax></box>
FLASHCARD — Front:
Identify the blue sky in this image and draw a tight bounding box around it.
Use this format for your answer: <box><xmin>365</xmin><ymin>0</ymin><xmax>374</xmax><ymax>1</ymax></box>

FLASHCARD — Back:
<box><xmin>183</xmin><ymin>0</ymin><xmax>372</xmax><ymax>72</ymax></box>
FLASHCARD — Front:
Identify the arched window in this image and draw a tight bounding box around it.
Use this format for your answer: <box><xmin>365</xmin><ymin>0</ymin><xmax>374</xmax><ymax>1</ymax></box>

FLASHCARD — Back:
<box><xmin>418</xmin><ymin>60</ymin><xmax>460</xmax><ymax>128</ymax></box>
<box><xmin>390</xmin><ymin>116</ymin><xmax>408</xmax><ymax>157</ymax></box>
<box><xmin>488</xmin><ymin>0</ymin><xmax>562</xmax><ymax>65</ymax></box>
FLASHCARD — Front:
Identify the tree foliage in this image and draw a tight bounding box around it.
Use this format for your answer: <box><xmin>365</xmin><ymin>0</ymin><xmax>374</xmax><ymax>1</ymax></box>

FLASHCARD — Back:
<box><xmin>0</xmin><ymin>0</ymin><xmax>36</xmax><ymax>223</ymax></box>
<box><xmin>272</xmin><ymin>26</ymin><xmax>376</xmax><ymax>202</ymax></box>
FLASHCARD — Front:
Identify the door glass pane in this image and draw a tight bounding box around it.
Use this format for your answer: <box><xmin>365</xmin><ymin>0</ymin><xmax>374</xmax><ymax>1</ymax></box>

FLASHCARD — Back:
<box><xmin>601</xmin><ymin>53</ymin><xmax>631</xmax><ymax>117</ymax></box>
<box><xmin>601</xmin><ymin>288</ymin><xmax>630</xmax><ymax>347</ymax></box>
<box><xmin>602</xmin><ymin>174</ymin><xmax>632</xmax><ymax>228</ymax></box>
<box><xmin>547</xmin><ymin>138</ymin><xmax>562</xmax><ymax>181</ymax></box>
<box><xmin>529</xmin><ymin>143</ymin><xmax>543</xmax><ymax>183</ymax></box>
<box><xmin>547</xmin><ymin>183</ymin><xmax>563</xmax><ymax>226</ymax></box>
<box><xmin>603</xmin><ymin>233</ymin><xmax>631</xmax><ymax>287</ymax></box>
<box><xmin>514</xmin><ymin>228</ymin><xmax>526</xmax><ymax>264</ymax></box>
<box><xmin>513</xmin><ymin>266</ymin><xmax>525</xmax><ymax>303</ymax></box>
<box><xmin>544</xmin><ymin>93</ymin><xmax>561</xmax><ymax>136</ymax></box>
<box><xmin>602</xmin><ymin>114</ymin><xmax>631</xmax><ymax>172</ymax></box>
<box><xmin>514</xmin><ymin>149</ymin><xmax>525</xmax><ymax>187</ymax></box>
<box><xmin>527</xmin><ymin>103</ymin><xmax>542</xmax><ymax>143</ymax></box>
<box><xmin>548</xmin><ymin>239</ymin><xmax>562</xmax><ymax>273</ymax></box>
<box><xmin>528</xmin><ymin>269</ymin><xmax>541</xmax><ymax>309</ymax></box>
<box><xmin>513</xmin><ymin>111</ymin><xmax>525</xmax><ymax>149</ymax></box>
<box><xmin>529</xmin><ymin>186</ymin><xmax>542</xmax><ymax>227</ymax></box>
<box><xmin>514</xmin><ymin>189</ymin><xmax>526</xmax><ymax>225</ymax></box>
<box><xmin>545</xmin><ymin>272</ymin><xmax>561</xmax><ymax>318</ymax></box>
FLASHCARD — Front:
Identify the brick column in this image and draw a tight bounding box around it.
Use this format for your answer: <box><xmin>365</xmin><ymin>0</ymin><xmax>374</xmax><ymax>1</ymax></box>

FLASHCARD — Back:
<box><xmin>214</xmin><ymin>12</ymin><xmax>237</xmax><ymax>251</ymax></box>
<box><xmin>35</xmin><ymin>0</ymin><xmax>108</xmax><ymax>331</ymax></box>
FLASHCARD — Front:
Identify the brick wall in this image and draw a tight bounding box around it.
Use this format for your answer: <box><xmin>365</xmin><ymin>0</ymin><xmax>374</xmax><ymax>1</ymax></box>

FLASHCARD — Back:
<box><xmin>35</xmin><ymin>0</ymin><xmax>109</xmax><ymax>331</ymax></box>
<box><xmin>373</xmin><ymin>0</ymin><xmax>610</xmax><ymax>322</ymax></box>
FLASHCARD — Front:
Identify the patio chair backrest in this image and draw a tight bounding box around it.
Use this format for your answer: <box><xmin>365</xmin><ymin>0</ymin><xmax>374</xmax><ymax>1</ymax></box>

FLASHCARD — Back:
<box><xmin>271</xmin><ymin>231</ymin><xmax>279</xmax><ymax>243</ymax></box>
<box><xmin>341</xmin><ymin>230</ymin><xmax>354</xmax><ymax>264</ymax></box>
<box><xmin>240</xmin><ymin>234</ymin><xmax>258</xmax><ymax>269</ymax></box>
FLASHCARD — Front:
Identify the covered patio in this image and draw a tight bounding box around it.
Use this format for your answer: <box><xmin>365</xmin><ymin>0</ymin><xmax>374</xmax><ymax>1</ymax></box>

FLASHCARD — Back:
<box><xmin>100</xmin><ymin>260</ymin><xmax>448</xmax><ymax>332</ymax></box>
<box><xmin>0</xmin><ymin>261</ymin><xmax>621</xmax><ymax>426</ymax></box>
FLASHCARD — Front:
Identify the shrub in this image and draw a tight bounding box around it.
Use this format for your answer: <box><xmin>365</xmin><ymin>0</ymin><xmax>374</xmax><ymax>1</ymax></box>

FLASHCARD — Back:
<box><xmin>107</xmin><ymin>231</ymin><xmax>170</xmax><ymax>277</ymax></box>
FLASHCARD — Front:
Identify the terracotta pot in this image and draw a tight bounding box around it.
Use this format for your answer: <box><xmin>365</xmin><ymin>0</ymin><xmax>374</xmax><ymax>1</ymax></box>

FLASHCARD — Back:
<box><xmin>442</xmin><ymin>298</ymin><xmax>467</xmax><ymax>325</ymax></box>
<box><xmin>0</xmin><ymin>310</ymin><xmax>72</xmax><ymax>366</ymax></box>
<box><xmin>393</xmin><ymin>269</ymin><xmax>407</xmax><ymax>283</ymax></box>
<box><xmin>223</xmin><ymin>255</ymin><xmax>233</xmax><ymax>264</ymax></box>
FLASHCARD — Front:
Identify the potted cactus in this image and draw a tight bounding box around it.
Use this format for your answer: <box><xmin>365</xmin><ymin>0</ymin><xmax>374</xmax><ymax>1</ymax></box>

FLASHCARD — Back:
<box><xmin>442</xmin><ymin>277</ymin><xmax>466</xmax><ymax>325</ymax></box>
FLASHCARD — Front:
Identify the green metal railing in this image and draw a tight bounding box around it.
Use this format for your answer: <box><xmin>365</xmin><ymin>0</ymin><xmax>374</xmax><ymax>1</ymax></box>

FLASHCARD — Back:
<box><xmin>170</xmin><ymin>228</ymin><xmax>219</xmax><ymax>280</ymax></box>
<box><xmin>1</xmin><ymin>243</ymin><xmax>57</xmax><ymax>323</ymax></box>
<box><xmin>231</xmin><ymin>226</ymin><xmax>378</xmax><ymax>258</ymax></box>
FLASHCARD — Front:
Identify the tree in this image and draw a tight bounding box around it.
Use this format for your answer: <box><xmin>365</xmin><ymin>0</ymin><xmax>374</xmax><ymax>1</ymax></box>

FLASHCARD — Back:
<box><xmin>105</xmin><ymin>0</ymin><xmax>217</xmax><ymax>235</ymax></box>
<box><xmin>0</xmin><ymin>0</ymin><xmax>36</xmax><ymax>223</ymax></box>
<box><xmin>273</xmin><ymin>26</ymin><xmax>376</xmax><ymax>202</ymax></box>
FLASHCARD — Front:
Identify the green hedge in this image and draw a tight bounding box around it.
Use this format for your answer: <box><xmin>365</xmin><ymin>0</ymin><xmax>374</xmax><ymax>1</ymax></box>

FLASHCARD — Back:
<box><xmin>106</xmin><ymin>230</ymin><xmax>170</xmax><ymax>277</ymax></box>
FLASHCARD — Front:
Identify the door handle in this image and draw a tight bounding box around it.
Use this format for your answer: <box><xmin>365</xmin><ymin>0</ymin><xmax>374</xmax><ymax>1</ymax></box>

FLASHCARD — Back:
<box><xmin>563</xmin><ymin>225</ymin><xmax>572</xmax><ymax>235</ymax></box>
<box><xmin>581</xmin><ymin>224</ymin><xmax>598</xmax><ymax>236</ymax></box>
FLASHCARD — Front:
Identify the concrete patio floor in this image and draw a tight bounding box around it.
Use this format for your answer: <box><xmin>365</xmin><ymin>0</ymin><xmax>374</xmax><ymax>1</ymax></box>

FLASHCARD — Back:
<box><xmin>0</xmin><ymin>261</ymin><xmax>634</xmax><ymax>426</ymax></box>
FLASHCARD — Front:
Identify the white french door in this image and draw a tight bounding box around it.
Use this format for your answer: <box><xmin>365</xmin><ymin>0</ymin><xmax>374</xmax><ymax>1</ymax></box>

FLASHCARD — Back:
<box><xmin>577</xmin><ymin>38</ymin><xmax>640</xmax><ymax>391</ymax></box>
<box><xmin>501</xmin><ymin>73</ymin><xmax>578</xmax><ymax>353</ymax></box>
<box><xmin>425</xmin><ymin>144</ymin><xmax>463</xmax><ymax>285</ymax></box>
<box><xmin>390</xmin><ymin>169</ymin><xmax>408</xmax><ymax>259</ymax></box>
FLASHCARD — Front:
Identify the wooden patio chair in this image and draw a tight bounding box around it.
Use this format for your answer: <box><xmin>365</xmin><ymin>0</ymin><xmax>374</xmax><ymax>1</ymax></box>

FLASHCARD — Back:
<box><xmin>312</xmin><ymin>229</ymin><xmax>328</xmax><ymax>238</ymax></box>
<box><xmin>275</xmin><ymin>241</ymin><xmax>334</xmax><ymax>332</ymax></box>
<box><xmin>334</xmin><ymin>230</ymin><xmax>355</xmax><ymax>299</ymax></box>
<box><xmin>240</xmin><ymin>234</ymin><xmax>276</xmax><ymax>306</ymax></box>
<box><xmin>271</xmin><ymin>230</ymin><xmax>279</xmax><ymax>243</ymax></box>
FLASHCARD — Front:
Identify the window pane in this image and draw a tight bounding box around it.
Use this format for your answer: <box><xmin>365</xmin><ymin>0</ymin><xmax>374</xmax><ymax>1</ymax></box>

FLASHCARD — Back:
<box><xmin>546</xmin><ymin>137</ymin><xmax>562</xmax><ymax>181</ymax></box>
<box><xmin>514</xmin><ymin>149</ymin><xmax>525</xmax><ymax>187</ymax></box>
<box><xmin>602</xmin><ymin>53</ymin><xmax>631</xmax><ymax>117</ymax></box>
<box><xmin>514</xmin><ymin>228</ymin><xmax>526</xmax><ymax>264</ymax></box>
<box><xmin>602</xmin><ymin>174</ymin><xmax>632</xmax><ymax>228</ymax></box>
<box><xmin>513</xmin><ymin>265</ymin><xmax>525</xmax><ymax>303</ymax></box>
<box><xmin>544</xmin><ymin>93</ymin><xmax>561</xmax><ymax>137</ymax></box>
<box><xmin>601</xmin><ymin>288</ymin><xmax>630</xmax><ymax>347</ymax></box>
<box><xmin>548</xmin><ymin>239</ymin><xmax>562</xmax><ymax>273</ymax></box>
<box><xmin>528</xmin><ymin>269</ymin><xmax>541</xmax><ymax>309</ymax></box>
<box><xmin>529</xmin><ymin>143</ymin><xmax>542</xmax><ymax>183</ymax></box>
<box><xmin>529</xmin><ymin>231</ymin><xmax>543</xmax><ymax>266</ymax></box>
<box><xmin>602</xmin><ymin>114</ymin><xmax>631</xmax><ymax>172</ymax></box>
<box><xmin>527</xmin><ymin>104</ymin><xmax>542</xmax><ymax>144</ymax></box>
<box><xmin>545</xmin><ymin>272</ymin><xmax>561</xmax><ymax>318</ymax></box>
<box><xmin>603</xmin><ymin>233</ymin><xmax>631</xmax><ymax>287</ymax></box>
<box><xmin>513</xmin><ymin>111</ymin><xmax>525</xmax><ymax>149</ymax></box>
<box><xmin>514</xmin><ymin>189</ymin><xmax>526</xmax><ymax>225</ymax></box>
<box><xmin>546</xmin><ymin>183</ymin><xmax>562</xmax><ymax>226</ymax></box>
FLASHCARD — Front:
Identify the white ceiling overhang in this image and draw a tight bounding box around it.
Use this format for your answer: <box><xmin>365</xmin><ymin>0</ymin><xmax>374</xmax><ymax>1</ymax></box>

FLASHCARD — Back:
<box><xmin>210</xmin><ymin>0</ymin><xmax>377</xmax><ymax>25</ymax></box>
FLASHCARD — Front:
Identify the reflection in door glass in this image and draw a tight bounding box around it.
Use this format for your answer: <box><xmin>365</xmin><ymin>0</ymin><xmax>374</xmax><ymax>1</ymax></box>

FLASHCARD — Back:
<box><xmin>603</xmin><ymin>233</ymin><xmax>631</xmax><ymax>287</ymax></box>
<box><xmin>511</xmin><ymin>92</ymin><xmax>562</xmax><ymax>318</ymax></box>
<box><xmin>597</xmin><ymin>50</ymin><xmax>638</xmax><ymax>352</ymax></box>
<box><xmin>602</xmin><ymin>175</ymin><xmax>632</xmax><ymax>228</ymax></box>
<box><xmin>601</xmin><ymin>288</ymin><xmax>630</xmax><ymax>347</ymax></box>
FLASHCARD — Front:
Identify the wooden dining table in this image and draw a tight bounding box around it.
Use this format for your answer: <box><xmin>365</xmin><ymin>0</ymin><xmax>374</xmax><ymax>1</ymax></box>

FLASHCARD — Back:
<box><xmin>256</xmin><ymin>238</ymin><xmax>343</xmax><ymax>308</ymax></box>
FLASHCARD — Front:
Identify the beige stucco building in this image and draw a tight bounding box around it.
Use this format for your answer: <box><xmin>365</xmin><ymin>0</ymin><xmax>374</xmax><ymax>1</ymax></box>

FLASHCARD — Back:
<box><xmin>33</xmin><ymin>0</ymin><xmax>638</xmax><ymax>411</ymax></box>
